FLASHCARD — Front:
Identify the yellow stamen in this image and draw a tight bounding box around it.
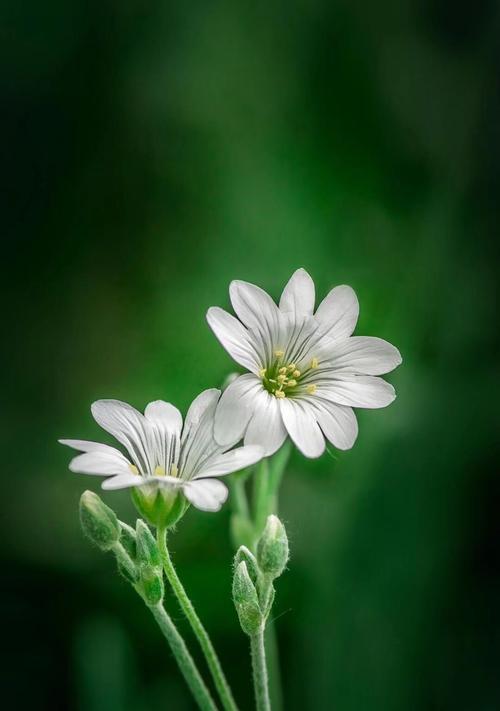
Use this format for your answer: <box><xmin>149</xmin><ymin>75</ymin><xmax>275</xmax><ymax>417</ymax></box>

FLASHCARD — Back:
<box><xmin>279</xmin><ymin>366</ymin><xmax>287</xmax><ymax>374</ymax></box>
<box><xmin>306</xmin><ymin>384</ymin><xmax>317</xmax><ymax>395</ymax></box>
<box><xmin>154</xmin><ymin>465</ymin><xmax>166</xmax><ymax>476</ymax></box>
<box><xmin>274</xmin><ymin>349</ymin><xmax>284</xmax><ymax>357</ymax></box>
<box><xmin>277</xmin><ymin>374</ymin><xmax>287</xmax><ymax>384</ymax></box>
<box><xmin>287</xmin><ymin>379</ymin><xmax>297</xmax><ymax>387</ymax></box>
<box><xmin>129</xmin><ymin>464</ymin><xmax>139</xmax><ymax>475</ymax></box>
<box><xmin>292</xmin><ymin>369</ymin><xmax>301</xmax><ymax>378</ymax></box>
<box><xmin>259</xmin><ymin>368</ymin><xmax>267</xmax><ymax>378</ymax></box>
<box><xmin>275</xmin><ymin>390</ymin><xmax>286</xmax><ymax>399</ymax></box>
<box><xmin>311</xmin><ymin>357</ymin><xmax>319</xmax><ymax>369</ymax></box>
<box><xmin>288</xmin><ymin>363</ymin><xmax>296</xmax><ymax>371</ymax></box>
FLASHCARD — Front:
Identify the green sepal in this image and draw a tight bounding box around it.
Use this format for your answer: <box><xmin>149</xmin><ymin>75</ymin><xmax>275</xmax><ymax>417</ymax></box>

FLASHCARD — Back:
<box><xmin>131</xmin><ymin>485</ymin><xmax>189</xmax><ymax>529</ymax></box>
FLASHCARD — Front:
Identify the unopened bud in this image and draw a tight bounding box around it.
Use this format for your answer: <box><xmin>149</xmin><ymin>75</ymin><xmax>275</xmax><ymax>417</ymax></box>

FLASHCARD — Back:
<box><xmin>119</xmin><ymin>521</ymin><xmax>137</xmax><ymax>560</ymax></box>
<box><xmin>79</xmin><ymin>490</ymin><xmax>120</xmax><ymax>551</ymax></box>
<box><xmin>135</xmin><ymin>520</ymin><xmax>161</xmax><ymax>570</ymax></box>
<box><xmin>257</xmin><ymin>515</ymin><xmax>289</xmax><ymax>579</ymax></box>
<box><xmin>232</xmin><ymin>561</ymin><xmax>262</xmax><ymax>635</ymax></box>
<box><xmin>234</xmin><ymin>546</ymin><xmax>260</xmax><ymax>585</ymax></box>
<box><xmin>140</xmin><ymin>567</ymin><xmax>164</xmax><ymax>606</ymax></box>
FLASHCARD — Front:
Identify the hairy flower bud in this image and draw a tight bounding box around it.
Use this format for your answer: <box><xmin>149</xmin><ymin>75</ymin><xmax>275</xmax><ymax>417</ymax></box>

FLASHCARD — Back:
<box><xmin>234</xmin><ymin>545</ymin><xmax>260</xmax><ymax>585</ymax></box>
<box><xmin>135</xmin><ymin>520</ymin><xmax>161</xmax><ymax>570</ymax></box>
<box><xmin>119</xmin><ymin>521</ymin><xmax>137</xmax><ymax>561</ymax></box>
<box><xmin>79</xmin><ymin>490</ymin><xmax>120</xmax><ymax>551</ymax></box>
<box><xmin>140</xmin><ymin>567</ymin><xmax>164</xmax><ymax>606</ymax></box>
<box><xmin>257</xmin><ymin>515</ymin><xmax>289</xmax><ymax>579</ymax></box>
<box><xmin>232</xmin><ymin>561</ymin><xmax>262</xmax><ymax>635</ymax></box>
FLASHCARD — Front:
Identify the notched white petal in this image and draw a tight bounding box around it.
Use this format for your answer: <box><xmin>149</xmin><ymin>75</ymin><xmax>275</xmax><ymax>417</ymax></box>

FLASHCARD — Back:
<box><xmin>326</xmin><ymin>336</ymin><xmax>402</xmax><ymax>375</ymax></box>
<box><xmin>101</xmin><ymin>474</ymin><xmax>146</xmax><ymax>490</ymax></box>
<box><xmin>316</xmin><ymin>376</ymin><xmax>396</xmax><ymax>408</ymax></box>
<box><xmin>69</xmin><ymin>451</ymin><xmax>132</xmax><ymax>476</ymax></box>
<box><xmin>279</xmin><ymin>268</ymin><xmax>315</xmax><ymax>317</ymax></box>
<box><xmin>194</xmin><ymin>445</ymin><xmax>264</xmax><ymax>479</ymax></box>
<box><xmin>244</xmin><ymin>391</ymin><xmax>287</xmax><ymax>456</ymax></box>
<box><xmin>183</xmin><ymin>478</ymin><xmax>229</xmax><ymax>512</ymax></box>
<box><xmin>144</xmin><ymin>400</ymin><xmax>183</xmax><ymax>434</ymax></box>
<box><xmin>213</xmin><ymin>373</ymin><xmax>261</xmax><ymax>446</ymax></box>
<box><xmin>315</xmin><ymin>285</ymin><xmax>359</xmax><ymax>341</ymax></box>
<box><xmin>279</xmin><ymin>398</ymin><xmax>325</xmax><ymax>458</ymax></box>
<box><xmin>206</xmin><ymin>307</ymin><xmax>260</xmax><ymax>373</ymax></box>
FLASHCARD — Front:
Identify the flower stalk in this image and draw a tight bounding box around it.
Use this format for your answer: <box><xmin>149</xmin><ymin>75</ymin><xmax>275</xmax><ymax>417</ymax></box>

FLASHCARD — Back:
<box><xmin>157</xmin><ymin>527</ymin><xmax>239</xmax><ymax>711</ymax></box>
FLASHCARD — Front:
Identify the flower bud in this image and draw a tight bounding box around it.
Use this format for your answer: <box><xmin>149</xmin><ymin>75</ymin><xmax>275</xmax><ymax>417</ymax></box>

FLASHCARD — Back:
<box><xmin>79</xmin><ymin>490</ymin><xmax>120</xmax><ymax>551</ymax></box>
<box><xmin>234</xmin><ymin>545</ymin><xmax>259</xmax><ymax>586</ymax></box>
<box><xmin>135</xmin><ymin>520</ymin><xmax>161</xmax><ymax>570</ymax></box>
<box><xmin>257</xmin><ymin>515</ymin><xmax>289</xmax><ymax>579</ymax></box>
<box><xmin>119</xmin><ymin>521</ymin><xmax>137</xmax><ymax>561</ymax></box>
<box><xmin>140</xmin><ymin>567</ymin><xmax>164</xmax><ymax>606</ymax></box>
<box><xmin>232</xmin><ymin>561</ymin><xmax>262</xmax><ymax>635</ymax></box>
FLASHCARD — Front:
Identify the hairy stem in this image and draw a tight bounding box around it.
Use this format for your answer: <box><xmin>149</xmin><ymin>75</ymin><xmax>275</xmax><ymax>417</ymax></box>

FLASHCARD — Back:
<box><xmin>150</xmin><ymin>604</ymin><xmax>219</xmax><ymax>711</ymax></box>
<box><xmin>250</xmin><ymin>626</ymin><xmax>271</xmax><ymax>711</ymax></box>
<box><xmin>111</xmin><ymin>541</ymin><xmax>217</xmax><ymax>711</ymax></box>
<box><xmin>158</xmin><ymin>528</ymin><xmax>239</xmax><ymax>711</ymax></box>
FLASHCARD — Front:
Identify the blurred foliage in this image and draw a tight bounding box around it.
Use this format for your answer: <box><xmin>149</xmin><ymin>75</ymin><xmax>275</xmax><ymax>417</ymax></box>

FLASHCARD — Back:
<box><xmin>1</xmin><ymin>0</ymin><xmax>499</xmax><ymax>709</ymax></box>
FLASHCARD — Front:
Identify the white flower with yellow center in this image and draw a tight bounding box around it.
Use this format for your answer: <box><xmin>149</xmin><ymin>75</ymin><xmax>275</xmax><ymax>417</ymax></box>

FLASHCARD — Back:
<box><xmin>60</xmin><ymin>389</ymin><xmax>263</xmax><ymax>516</ymax></box>
<box><xmin>207</xmin><ymin>269</ymin><xmax>402</xmax><ymax>458</ymax></box>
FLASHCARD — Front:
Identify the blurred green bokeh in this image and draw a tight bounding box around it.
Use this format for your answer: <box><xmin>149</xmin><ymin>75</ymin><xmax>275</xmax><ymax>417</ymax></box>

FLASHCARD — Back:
<box><xmin>2</xmin><ymin>1</ymin><xmax>499</xmax><ymax>709</ymax></box>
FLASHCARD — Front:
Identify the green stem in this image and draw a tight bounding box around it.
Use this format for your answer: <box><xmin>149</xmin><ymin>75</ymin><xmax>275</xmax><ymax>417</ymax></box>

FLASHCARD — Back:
<box><xmin>265</xmin><ymin>622</ymin><xmax>282</xmax><ymax>711</ymax></box>
<box><xmin>250</xmin><ymin>626</ymin><xmax>271</xmax><ymax>711</ymax></box>
<box><xmin>253</xmin><ymin>459</ymin><xmax>270</xmax><ymax>540</ymax></box>
<box><xmin>157</xmin><ymin>528</ymin><xmax>239</xmax><ymax>711</ymax></box>
<box><xmin>149</xmin><ymin>605</ymin><xmax>219</xmax><ymax>711</ymax></box>
<box><xmin>111</xmin><ymin>542</ymin><xmax>217</xmax><ymax>711</ymax></box>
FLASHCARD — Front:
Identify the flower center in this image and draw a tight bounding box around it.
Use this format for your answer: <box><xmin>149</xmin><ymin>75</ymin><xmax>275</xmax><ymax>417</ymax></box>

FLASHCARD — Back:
<box><xmin>260</xmin><ymin>351</ymin><xmax>319</xmax><ymax>398</ymax></box>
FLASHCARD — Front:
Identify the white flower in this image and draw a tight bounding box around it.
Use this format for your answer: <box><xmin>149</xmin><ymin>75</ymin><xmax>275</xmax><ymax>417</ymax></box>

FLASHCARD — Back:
<box><xmin>207</xmin><ymin>268</ymin><xmax>402</xmax><ymax>458</ymax></box>
<box><xmin>60</xmin><ymin>389</ymin><xmax>263</xmax><ymax>512</ymax></box>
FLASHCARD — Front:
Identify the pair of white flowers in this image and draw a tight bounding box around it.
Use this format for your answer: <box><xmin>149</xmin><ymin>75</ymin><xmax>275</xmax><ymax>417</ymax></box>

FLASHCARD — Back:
<box><xmin>61</xmin><ymin>269</ymin><xmax>401</xmax><ymax>512</ymax></box>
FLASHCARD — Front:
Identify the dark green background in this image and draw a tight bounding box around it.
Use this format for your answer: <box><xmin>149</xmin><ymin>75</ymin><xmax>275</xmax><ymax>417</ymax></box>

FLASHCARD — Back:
<box><xmin>2</xmin><ymin>1</ymin><xmax>499</xmax><ymax>709</ymax></box>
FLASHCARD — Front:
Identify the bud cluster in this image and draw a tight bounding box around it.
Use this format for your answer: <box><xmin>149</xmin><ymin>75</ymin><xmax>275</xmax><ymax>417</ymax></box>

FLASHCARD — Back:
<box><xmin>232</xmin><ymin>515</ymin><xmax>289</xmax><ymax>636</ymax></box>
<box><xmin>79</xmin><ymin>491</ymin><xmax>164</xmax><ymax>606</ymax></box>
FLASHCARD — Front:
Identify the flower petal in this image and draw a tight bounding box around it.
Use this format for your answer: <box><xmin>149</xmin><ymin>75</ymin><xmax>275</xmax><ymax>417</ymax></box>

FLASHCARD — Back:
<box><xmin>145</xmin><ymin>400</ymin><xmax>183</xmax><ymax>473</ymax></box>
<box><xmin>59</xmin><ymin>439</ymin><xmax>125</xmax><ymax>457</ymax></box>
<box><xmin>194</xmin><ymin>445</ymin><xmax>263</xmax><ymax>479</ymax></box>
<box><xmin>244</xmin><ymin>390</ymin><xmax>287</xmax><ymax>456</ymax></box>
<box><xmin>279</xmin><ymin>268</ymin><xmax>315</xmax><ymax>317</ymax></box>
<box><xmin>214</xmin><ymin>373</ymin><xmax>262</xmax><ymax>446</ymax></box>
<box><xmin>229</xmin><ymin>280</ymin><xmax>281</xmax><ymax>343</ymax></box>
<box><xmin>101</xmin><ymin>474</ymin><xmax>145</xmax><ymax>490</ymax></box>
<box><xmin>91</xmin><ymin>400</ymin><xmax>154</xmax><ymax>474</ymax></box>
<box><xmin>183</xmin><ymin>478</ymin><xmax>229</xmax><ymax>512</ymax></box>
<box><xmin>307</xmin><ymin>398</ymin><xmax>358</xmax><ymax>450</ymax></box>
<box><xmin>144</xmin><ymin>401</ymin><xmax>183</xmax><ymax>434</ymax></box>
<box><xmin>68</xmin><ymin>451</ymin><xmax>132</xmax><ymax>476</ymax></box>
<box><xmin>206</xmin><ymin>307</ymin><xmax>260</xmax><ymax>373</ymax></box>
<box><xmin>180</xmin><ymin>389</ymin><xmax>222</xmax><ymax>478</ymax></box>
<box><xmin>279</xmin><ymin>398</ymin><xmax>325</xmax><ymax>458</ymax></box>
<box><xmin>316</xmin><ymin>376</ymin><xmax>396</xmax><ymax>408</ymax></box>
<box><xmin>325</xmin><ymin>336</ymin><xmax>402</xmax><ymax>375</ymax></box>
<box><xmin>315</xmin><ymin>285</ymin><xmax>359</xmax><ymax>340</ymax></box>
